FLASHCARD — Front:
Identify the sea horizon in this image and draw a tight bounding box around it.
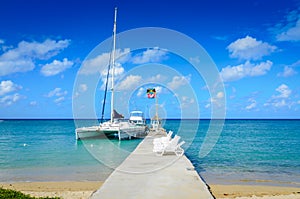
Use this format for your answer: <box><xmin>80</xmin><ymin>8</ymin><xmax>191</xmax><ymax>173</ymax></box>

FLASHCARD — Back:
<box><xmin>1</xmin><ymin>118</ymin><xmax>300</xmax><ymax>120</ymax></box>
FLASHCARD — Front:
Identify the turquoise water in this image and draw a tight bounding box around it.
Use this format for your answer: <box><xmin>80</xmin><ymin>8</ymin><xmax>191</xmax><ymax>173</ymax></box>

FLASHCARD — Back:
<box><xmin>0</xmin><ymin>119</ymin><xmax>299</xmax><ymax>187</ymax></box>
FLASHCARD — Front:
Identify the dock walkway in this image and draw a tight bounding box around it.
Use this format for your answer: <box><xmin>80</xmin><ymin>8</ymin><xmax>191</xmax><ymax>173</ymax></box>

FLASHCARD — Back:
<box><xmin>90</xmin><ymin>129</ymin><xmax>214</xmax><ymax>199</ymax></box>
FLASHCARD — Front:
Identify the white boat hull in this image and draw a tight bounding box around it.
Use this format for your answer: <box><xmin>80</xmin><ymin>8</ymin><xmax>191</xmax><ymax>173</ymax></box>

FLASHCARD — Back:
<box><xmin>75</xmin><ymin>121</ymin><xmax>148</xmax><ymax>140</ymax></box>
<box><xmin>75</xmin><ymin>126</ymin><xmax>103</xmax><ymax>140</ymax></box>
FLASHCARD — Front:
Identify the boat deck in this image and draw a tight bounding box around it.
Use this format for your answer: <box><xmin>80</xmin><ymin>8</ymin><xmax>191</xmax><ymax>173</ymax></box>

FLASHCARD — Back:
<box><xmin>90</xmin><ymin>128</ymin><xmax>214</xmax><ymax>199</ymax></box>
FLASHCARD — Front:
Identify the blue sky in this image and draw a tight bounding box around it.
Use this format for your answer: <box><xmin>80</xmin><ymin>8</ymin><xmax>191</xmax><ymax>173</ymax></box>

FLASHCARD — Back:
<box><xmin>0</xmin><ymin>0</ymin><xmax>300</xmax><ymax>119</ymax></box>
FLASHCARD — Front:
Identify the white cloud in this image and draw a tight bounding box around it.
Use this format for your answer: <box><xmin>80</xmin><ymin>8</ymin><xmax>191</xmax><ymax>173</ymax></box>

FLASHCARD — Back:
<box><xmin>0</xmin><ymin>59</ymin><xmax>35</xmax><ymax>76</ymax></box>
<box><xmin>132</xmin><ymin>47</ymin><xmax>167</xmax><ymax>64</ymax></box>
<box><xmin>147</xmin><ymin>74</ymin><xmax>166</xmax><ymax>82</ymax></box>
<box><xmin>291</xmin><ymin>60</ymin><xmax>300</xmax><ymax>67</ymax></box>
<box><xmin>100</xmin><ymin>63</ymin><xmax>125</xmax><ymax>77</ymax></box>
<box><xmin>0</xmin><ymin>39</ymin><xmax>70</xmax><ymax>76</ymax></box>
<box><xmin>208</xmin><ymin>91</ymin><xmax>225</xmax><ymax>108</ymax></box>
<box><xmin>30</xmin><ymin>101</ymin><xmax>37</xmax><ymax>106</ymax></box>
<box><xmin>54</xmin><ymin>96</ymin><xmax>65</xmax><ymax>104</ymax></box>
<box><xmin>167</xmin><ymin>75</ymin><xmax>191</xmax><ymax>90</ymax></box>
<box><xmin>9</xmin><ymin>39</ymin><xmax>69</xmax><ymax>60</ymax></box>
<box><xmin>0</xmin><ymin>80</ymin><xmax>22</xmax><ymax>96</ymax></box>
<box><xmin>277</xmin><ymin>18</ymin><xmax>300</xmax><ymax>41</ymax></box>
<box><xmin>189</xmin><ymin>56</ymin><xmax>200</xmax><ymax>64</ymax></box>
<box><xmin>205</xmin><ymin>103</ymin><xmax>210</xmax><ymax>109</ymax></box>
<box><xmin>99</xmin><ymin>63</ymin><xmax>125</xmax><ymax>90</ymax></box>
<box><xmin>273</xmin><ymin>99</ymin><xmax>288</xmax><ymax>108</ymax></box>
<box><xmin>0</xmin><ymin>93</ymin><xmax>23</xmax><ymax>106</ymax></box>
<box><xmin>46</xmin><ymin>88</ymin><xmax>67</xmax><ymax>98</ymax></box>
<box><xmin>137</xmin><ymin>87</ymin><xmax>145</xmax><ymax>97</ymax></box>
<box><xmin>41</xmin><ymin>58</ymin><xmax>73</xmax><ymax>76</ymax></box>
<box><xmin>273</xmin><ymin>84</ymin><xmax>291</xmax><ymax>99</ymax></box>
<box><xmin>265</xmin><ymin>99</ymin><xmax>290</xmax><ymax>108</ymax></box>
<box><xmin>264</xmin><ymin>84</ymin><xmax>293</xmax><ymax>109</ymax></box>
<box><xmin>227</xmin><ymin>36</ymin><xmax>277</xmax><ymax>60</ymax></box>
<box><xmin>79</xmin><ymin>84</ymin><xmax>88</xmax><ymax>92</ymax></box>
<box><xmin>277</xmin><ymin>66</ymin><xmax>297</xmax><ymax>77</ymax></box>
<box><xmin>220</xmin><ymin>60</ymin><xmax>272</xmax><ymax>82</ymax></box>
<box><xmin>154</xmin><ymin>86</ymin><xmax>163</xmax><ymax>94</ymax></box>
<box><xmin>0</xmin><ymin>39</ymin><xmax>4</xmax><ymax>44</ymax></box>
<box><xmin>80</xmin><ymin>48</ymin><xmax>130</xmax><ymax>75</ymax></box>
<box><xmin>116</xmin><ymin>75</ymin><xmax>142</xmax><ymax>91</ymax></box>
<box><xmin>245</xmin><ymin>98</ymin><xmax>257</xmax><ymax>110</ymax></box>
<box><xmin>45</xmin><ymin>88</ymin><xmax>67</xmax><ymax>104</ymax></box>
<box><xmin>181</xmin><ymin>96</ymin><xmax>195</xmax><ymax>108</ymax></box>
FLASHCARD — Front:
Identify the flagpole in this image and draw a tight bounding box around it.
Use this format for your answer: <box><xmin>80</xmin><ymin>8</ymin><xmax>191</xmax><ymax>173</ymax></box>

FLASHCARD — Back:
<box><xmin>155</xmin><ymin>93</ymin><xmax>158</xmax><ymax>120</ymax></box>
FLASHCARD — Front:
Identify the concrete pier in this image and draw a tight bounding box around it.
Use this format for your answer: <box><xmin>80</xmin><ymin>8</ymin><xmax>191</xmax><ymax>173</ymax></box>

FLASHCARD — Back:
<box><xmin>90</xmin><ymin>129</ymin><xmax>214</xmax><ymax>199</ymax></box>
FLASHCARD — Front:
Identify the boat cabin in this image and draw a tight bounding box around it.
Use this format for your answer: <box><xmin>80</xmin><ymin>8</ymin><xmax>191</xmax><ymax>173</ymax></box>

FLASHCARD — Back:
<box><xmin>129</xmin><ymin>111</ymin><xmax>145</xmax><ymax>125</ymax></box>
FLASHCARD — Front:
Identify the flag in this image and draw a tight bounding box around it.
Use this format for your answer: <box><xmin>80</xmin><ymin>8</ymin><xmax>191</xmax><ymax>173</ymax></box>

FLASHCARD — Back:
<box><xmin>147</xmin><ymin>88</ymin><xmax>156</xmax><ymax>98</ymax></box>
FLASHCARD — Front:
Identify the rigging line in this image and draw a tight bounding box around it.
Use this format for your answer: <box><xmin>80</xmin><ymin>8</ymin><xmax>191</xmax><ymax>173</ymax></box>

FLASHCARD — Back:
<box><xmin>101</xmin><ymin>35</ymin><xmax>114</xmax><ymax>123</ymax></box>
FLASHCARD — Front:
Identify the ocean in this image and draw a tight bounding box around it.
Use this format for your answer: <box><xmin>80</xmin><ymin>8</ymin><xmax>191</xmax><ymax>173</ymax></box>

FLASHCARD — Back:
<box><xmin>0</xmin><ymin>119</ymin><xmax>299</xmax><ymax>187</ymax></box>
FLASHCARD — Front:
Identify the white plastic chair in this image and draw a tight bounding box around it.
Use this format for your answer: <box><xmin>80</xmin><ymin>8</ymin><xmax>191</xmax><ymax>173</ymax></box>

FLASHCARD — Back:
<box><xmin>154</xmin><ymin>135</ymin><xmax>185</xmax><ymax>156</ymax></box>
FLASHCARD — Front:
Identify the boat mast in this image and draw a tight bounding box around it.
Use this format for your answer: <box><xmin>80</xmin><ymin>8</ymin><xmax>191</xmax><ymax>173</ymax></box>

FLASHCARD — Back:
<box><xmin>111</xmin><ymin>7</ymin><xmax>117</xmax><ymax>123</ymax></box>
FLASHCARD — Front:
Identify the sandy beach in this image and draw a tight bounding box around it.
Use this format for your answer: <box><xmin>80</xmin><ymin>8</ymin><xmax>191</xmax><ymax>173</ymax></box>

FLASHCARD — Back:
<box><xmin>0</xmin><ymin>181</ymin><xmax>103</xmax><ymax>199</ymax></box>
<box><xmin>1</xmin><ymin>181</ymin><xmax>300</xmax><ymax>199</ymax></box>
<box><xmin>209</xmin><ymin>184</ymin><xmax>300</xmax><ymax>199</ymax></box>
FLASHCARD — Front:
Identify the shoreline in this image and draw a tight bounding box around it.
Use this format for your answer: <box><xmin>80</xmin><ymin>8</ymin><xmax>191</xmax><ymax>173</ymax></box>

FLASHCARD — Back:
<box><xmin>1</xmin><ymin>181</ymin><xmax>299</xmax><ymax>199</ymax></box>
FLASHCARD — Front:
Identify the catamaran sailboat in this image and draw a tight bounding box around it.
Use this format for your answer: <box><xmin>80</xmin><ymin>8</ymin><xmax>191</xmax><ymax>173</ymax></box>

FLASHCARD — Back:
<box><xmin>75</xmin><ymin>8</ymin><xmax>148</xmax><ymax>140</ymax></box>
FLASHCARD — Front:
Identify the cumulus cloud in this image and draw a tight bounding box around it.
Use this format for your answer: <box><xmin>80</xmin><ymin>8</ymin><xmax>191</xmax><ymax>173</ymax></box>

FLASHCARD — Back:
<box><xmin>272</xmin><ymin>84</ymin><xmax>291</xmax><ymax>99</ymax></box>
<box><xmin>277</xmin><ymin>66</ymin><xmax>297</xmax><ymax>77</ymax></box>
<box><xmin>227</xmin><ymin>36</ymin><xmax>277</xmax><ymax>60</ymax></box>
<box><xmin>45</xmin><ymin>88</ymin><xmax>67</xmax><ymax>98</ymax></box>
<box><xmin>45</xmin><ymin>87</ymin><xmax>67</xmax><ymax>104</ymax></box>
<box><xmin>167</xmin><ymin>75</ymin><xmax>191</xmax><ymax>90</ymax></box>
<box><xmin>264</xmin><ymin>84</ymin><xmax>293</xmax><ymax>109</ymax></box>
<box><xmin>0</xmin><ymin>93</ymin><xmax>23</xmax><ymax>106</ymax></box>
<box><xmin>0</xmin><ymin>39</ymin><xmax>70</xmax><ymax>76</ymax></box>
<box><xmin>147</xmin><ymin>74</ymin><xmax>166</xmax><ymax>82</ymax></box>
<box><xmin>0</xmin><ymin>80</ymin><xmax>22</xmax><ymax>96</ymax></box>
<box><xmin>220</xmin><ymin>60</ymin><xmax>272</xmax><ymax>82</ymax></box>
<box><xmin>207</xmin><ymin>91</ymin><xmax>225</xmax><ymax>108</ymax></box>
<box><xmin>80</xmin><ymin>48</ymin><xmax>130</xmax><ymax>75</ymax></box>
<box><xmin>277</xmin><ymin>60</ymin><xmax>299</xmax><ymax>77</ymax></box>
<box><xmin>245</xmin><ymin>98</ymin><xmax>257</xmax><ymax>110</ymax></box>
<box><xmin>0</xmin><ymin>59</ymin><xmax>35</xmax><ymax>77</ymax></box>
<box><xmin>132</xmin><ymin>47</ymin><xmax>167</xmax><ymax>64</ymax></box>
<box><xmin>41</xmin><ymin>58</ymin><xmax>73</xmax><ymax>76</ymax></box>
<box><xmin>116</xmin><ymin>75</ymin><xmax>142</xmax><ymax>91</ymax></box>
